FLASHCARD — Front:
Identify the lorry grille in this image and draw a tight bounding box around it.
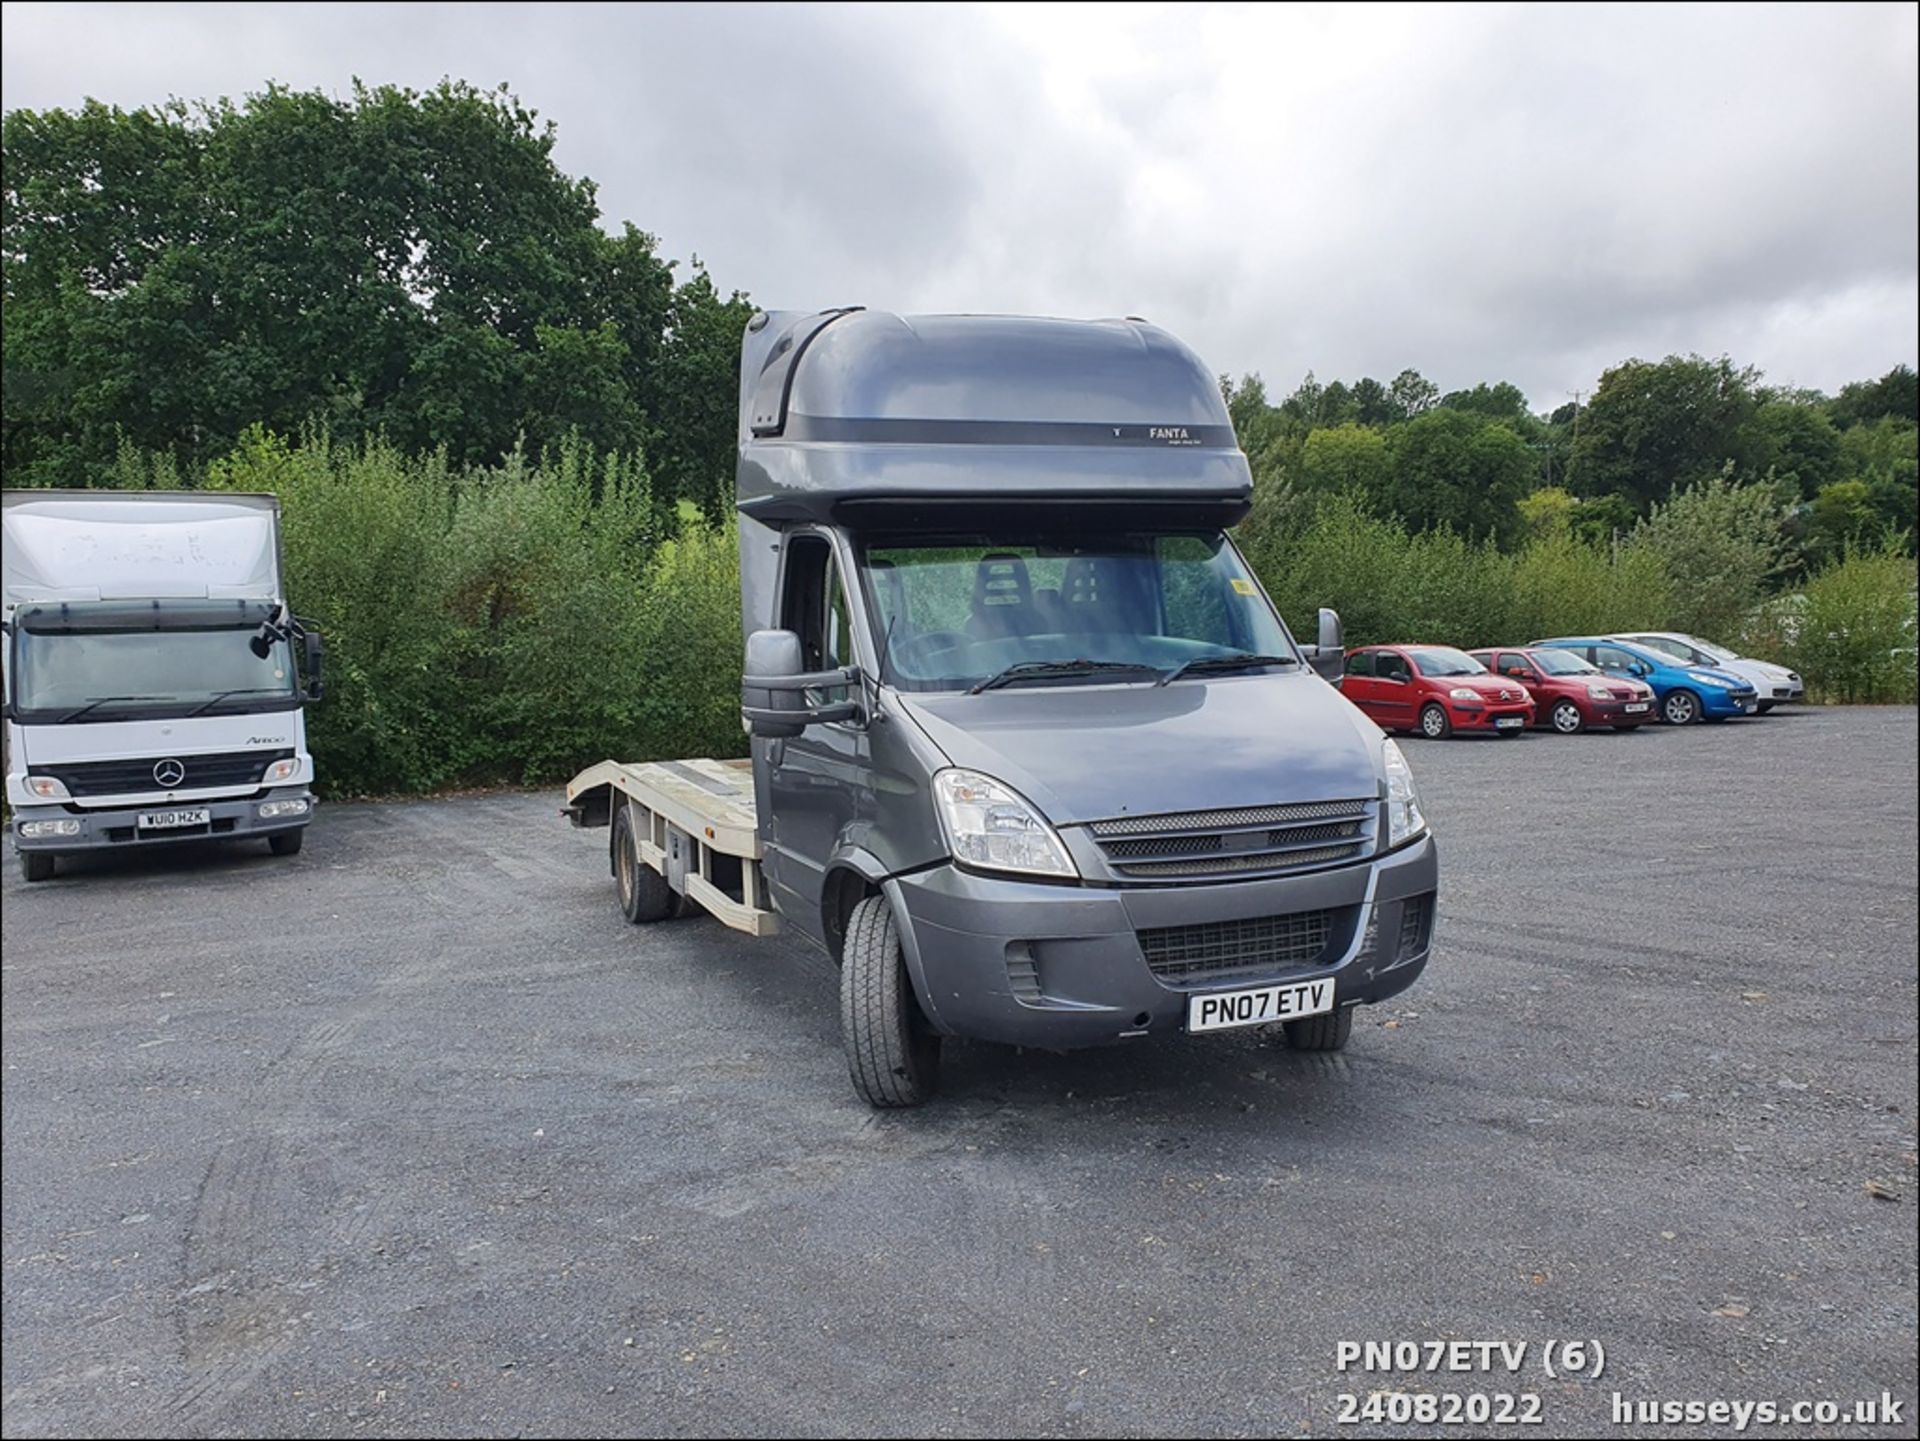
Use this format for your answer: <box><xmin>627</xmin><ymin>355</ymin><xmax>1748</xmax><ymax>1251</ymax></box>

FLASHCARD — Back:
<box><xmin>1086</xmin><ymin>799</ymin><xmax>1373</xmax><ymax>881</ymax></box>
<box><xmin>29</xmin><ymin>749</ymin><xmax>293</xmax><ymax>798</ymax></box>
<box><xmin>1138</xmin><ymin>908</ymin><xmax>1336</xmax><ymax>988</ymax></box>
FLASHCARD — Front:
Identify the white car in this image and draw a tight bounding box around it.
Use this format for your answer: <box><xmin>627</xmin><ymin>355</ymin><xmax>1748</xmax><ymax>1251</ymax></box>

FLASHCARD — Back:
<box><xmin>1608</xmin><ymin>632</ymin><xmax>1803</xmax><ymax>712</ymax></box>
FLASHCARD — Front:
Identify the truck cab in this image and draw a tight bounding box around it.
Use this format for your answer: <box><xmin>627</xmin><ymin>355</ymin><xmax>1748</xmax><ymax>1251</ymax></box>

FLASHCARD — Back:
<box><xmin>573</xmin><ymin>310</ymin><xmax>1438</xmax><ymax>1106</ymax></box>
<box><xmin>3</xmin><ymin>491</ymin><xmax>324</xmax><ymax>881</ymax></box>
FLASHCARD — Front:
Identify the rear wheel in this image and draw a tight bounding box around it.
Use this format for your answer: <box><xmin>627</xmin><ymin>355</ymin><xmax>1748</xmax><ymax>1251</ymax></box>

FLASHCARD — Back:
<box><xmin>612</xmin><ymin>806</ymin><xmax>675</xmax><ymax>923</ymax></box>
<box><xmin>19</xmin><ymin>852</ymin><xmax>56</xmax><ymax>883</ymax></box>
<box><xmin>268</xmin><ymin>830</ymin><xmax>304</xmax><ymax>857</ymax></box>
<box><xmin>1418</xmin><ymin>703</ymin><xmax>1452</xmax><ymax>740</ymax></box>
<box><xmin>1285</xmin><ymin>1005</ymin><xmax>1353</xmax><ymax>1052</ymax></box>
<box><xmin>841</xmin><ymin>894</ymin><xmax>941</xmax><ymax>1107</ymax></box>
<box><xmin>1550</xmin><ymin>699</ymin><xmax>1584</xmax><ymax>734</ymax></box>
<box><xmin>1662</xmin><ymin>689</ymin><xmax>1701</xmax><ymax>726</ymax></box>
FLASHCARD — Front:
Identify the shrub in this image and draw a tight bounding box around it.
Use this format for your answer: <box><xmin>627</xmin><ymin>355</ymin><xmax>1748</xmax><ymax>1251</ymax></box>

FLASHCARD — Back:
<box><xmin>1786</xmin><ymin>543</ymin><xmax>1918</xmax><ymax>704</ymax></box>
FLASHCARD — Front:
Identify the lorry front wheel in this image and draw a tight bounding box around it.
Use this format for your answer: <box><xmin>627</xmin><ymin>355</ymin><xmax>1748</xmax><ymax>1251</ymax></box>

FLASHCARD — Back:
<box><xmin>612</xmin><ymin>807</ymin><xmax>675</xmax><ymax>923</ymax></box>
<box><xmin>1284</xmin><ymin>1005</ymin><xmax>1353</xmax><ymax>1052</ymax></box>
<box><xmin>841</xmin><ymin>895</ymin><xmax>941</xmax><ymax>1108</ymax></box>
<box><xmin>269</xmin><ymin>831</ymin><xmax>304</xmax><ymax>857</ymax></box>
<box><xmin>19</xmin><ymin>852</ymin><xmax>56</xmax><ymax>883</ymax></box>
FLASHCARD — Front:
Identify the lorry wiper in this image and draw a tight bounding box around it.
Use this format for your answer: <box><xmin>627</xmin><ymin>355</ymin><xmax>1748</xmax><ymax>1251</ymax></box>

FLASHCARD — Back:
<box><xmin>968</xmin><ymin>659</ymin><xmax>1161</xmax><ymax>695</ymax></box>
<box><xmin>185</xmin><ymin>687</ymin><xmax>289</xmax><ymax>717</ymax></box>
<box><xmin>1157</xmin><ymin>652</ymin><xmax>1298</xmax><ymax>686</ymax></box>
<box><xmin>55</xmin><ymin>694</ymin><xmax>175</xmax><ymax>723</ymax></box>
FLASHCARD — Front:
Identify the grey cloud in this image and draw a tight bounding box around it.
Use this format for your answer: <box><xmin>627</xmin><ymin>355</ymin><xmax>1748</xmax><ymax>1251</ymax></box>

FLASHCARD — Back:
<box><xmin>2</xmin><ymin>1</ymin><xmax>1912</xmax><ymax>408</ymax></box>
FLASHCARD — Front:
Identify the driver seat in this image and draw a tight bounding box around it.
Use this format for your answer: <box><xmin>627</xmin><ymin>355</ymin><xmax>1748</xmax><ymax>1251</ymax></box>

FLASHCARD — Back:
<box><xmin>968</xmin><ymin>553</ymin><xmax>1037</xmax><ymax>640</ymax></box>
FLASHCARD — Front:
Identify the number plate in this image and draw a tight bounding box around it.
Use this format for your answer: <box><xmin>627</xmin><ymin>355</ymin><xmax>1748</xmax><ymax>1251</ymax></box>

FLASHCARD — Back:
<box><xmin>1188</xmin><ymin>977</ymin><xmax>1334</xmax><ymax>1034</ymax></box>
<box><xmin>1494</xmin><ymin>715</ymin><xmax>1524</xmax><ymax>729</ymax></box>
<box><xmin>137</xmin><ymin>808</ymin><xmax>210</xmax><ymax>831</ymax></box>
<box><xmin>1624</xmin><ymin>701</ymin><xmax>1650</xmax><ymax>713</ymax></box>
<box><xmin>1742</xmin><ymin>700</ymin><xmax>1757</xmax><ymax>713</ymax></box>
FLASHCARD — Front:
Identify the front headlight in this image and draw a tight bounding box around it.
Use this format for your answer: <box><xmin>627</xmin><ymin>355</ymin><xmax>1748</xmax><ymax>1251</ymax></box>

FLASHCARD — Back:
<box><xmin>263</xmin><ymin>757</ymin><xmax>299</xmax><ymax>783</ymax></box>
<box><xmin>1587</xmin><ymin>684</ymin><xmax>1613</xmax><ymax>700</ymax></box>
<box><xmin>1447</xmin><ymin>687</ymin><xmax>1481</xmax><ymax>701</ymax></box>
<box><xmin>931</xmin><ymin>768</ymin><xmax>1077</xmax><ymax>878</ymax></box>
<box><xmin>1382</xmin><ymin>739</ymin><xmax>1426</xmax><ymax>850</ymax></box>
<box><xmin>25</xmin><ymin>776</ymin><xmax>71</xmax><ymax>801</ymax></box>
<box><xmin>1692</xmin><ymin>672</ymin><xmax>1732</xmax><ymax>688</ymax></box>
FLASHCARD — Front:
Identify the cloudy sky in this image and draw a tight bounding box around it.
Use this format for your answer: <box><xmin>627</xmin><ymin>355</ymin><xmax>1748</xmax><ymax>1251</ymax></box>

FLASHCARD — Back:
<box><xmin>3</xmin><ymin>1</ymin><xmax>1915</xmax><ymax>407</ymax></box>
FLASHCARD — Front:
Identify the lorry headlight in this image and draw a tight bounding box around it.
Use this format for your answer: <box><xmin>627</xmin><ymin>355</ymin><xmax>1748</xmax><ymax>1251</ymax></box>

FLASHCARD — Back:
<box><xmin>18</xmin><ymin>818</ymin><xmax>82</xmax><ymax>838</ymax></box>
<box><xmin>932</xmin><ymin>768</ymin><xmax>1077</xmax><ymax>879</ymax></box>
<box><xmin>258</xmin><ymin>798</ymin><xmax>310</xmax><ymax>819</ymax></box>
<box><xmin>1382</xmin><ymin>739</ymin><xmax>1426</xmax><ymax>850</ymax></box>
<box><xmin>25</xmin><ymin>776</ymin><xmax>71</xmax><ymax>801</ymax></box>
<box><xmin>263</xmin><ymin>758</ymin><xmax>299</xmax><ymax>783</ymax></box>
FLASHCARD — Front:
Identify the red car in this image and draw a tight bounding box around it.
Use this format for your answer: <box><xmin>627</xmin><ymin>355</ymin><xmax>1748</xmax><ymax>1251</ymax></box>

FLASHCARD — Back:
<box><xmin>1341</xmin><ymin>644</ymin><xmax>1535</xmax><ymax>739</ymax></box>
<box><xmin>1467</xmin><ymin>646</ymin><xmax>1656</xmax><ymax>734</ymax></box>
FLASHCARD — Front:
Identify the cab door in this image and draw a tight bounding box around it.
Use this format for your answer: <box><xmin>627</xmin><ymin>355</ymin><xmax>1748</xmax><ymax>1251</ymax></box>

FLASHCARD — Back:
<box><xmin>759</xmin><ymin>530</ymin><xmax>870</xmax><ymax>942</ymax></box>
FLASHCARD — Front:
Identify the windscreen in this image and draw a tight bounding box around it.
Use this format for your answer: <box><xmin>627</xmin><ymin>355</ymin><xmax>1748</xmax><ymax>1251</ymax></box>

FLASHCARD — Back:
<box><xmin>1405</xmin><ymin>647</ymin><xmax>1485</xmax><ymax>677</ymax></box>
<box><xmin>12</xmin><ymin>627</ymin><xmax>297</xmax><ymax>721</ymax></box>
<box><xmin>858</xmin><ymin>531</ymin><xmax>1296</xmax><ymax>692</ymax></box>
<box><xmin>1531</xmin><ymin>648</ymin><xmax>1599</xmax><ymax>676</ymax></box>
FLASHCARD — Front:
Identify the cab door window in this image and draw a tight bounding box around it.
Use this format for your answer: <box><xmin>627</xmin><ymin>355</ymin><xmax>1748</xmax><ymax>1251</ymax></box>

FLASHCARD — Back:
<box><xmin>781</xmin><ymin>534</ymin><xmax>857</xmax><ymax>672</ymax></box>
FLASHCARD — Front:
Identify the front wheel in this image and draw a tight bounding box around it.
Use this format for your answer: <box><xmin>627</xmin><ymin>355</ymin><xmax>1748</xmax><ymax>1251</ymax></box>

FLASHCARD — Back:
<box><xmin>268</xmin><ymin>830</ymin><xmax>304</xmax><ymax>857</ymax></box>
<box><xmin>1418</xmin><ymin>703</ymin><xmax>1452</xmax><ymax>740</ymax></box>
<box><xmin>1550</xmin><ymin>699</ymin><xmax>1584</xmax><ymax>735</ymax></box>
<box><xmin>19</xmin><ymin>852</ymin><xmax>56</xmax><ymax>883</ymax></box>
<box><xmin>1662</xmin><ymin>689</ymin><xmax>1701</xmax><ymax>726</ymax></box>
<box><xmin>1285</xmin><ymin>1006</ymin><xmax>1353</xmax><ymax>1052</ymax></box>
<box><xmin>841</xmin><ymin>895</ymin><xmax>941</xmax><ymax>1107</ymax></box>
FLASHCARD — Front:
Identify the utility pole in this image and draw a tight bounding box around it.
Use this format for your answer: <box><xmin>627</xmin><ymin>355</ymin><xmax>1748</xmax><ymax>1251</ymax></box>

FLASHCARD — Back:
<box><xmin>1566</xmin><ymin>389</ymin><xmax>1583</xmax><ymax>494</ymax></box>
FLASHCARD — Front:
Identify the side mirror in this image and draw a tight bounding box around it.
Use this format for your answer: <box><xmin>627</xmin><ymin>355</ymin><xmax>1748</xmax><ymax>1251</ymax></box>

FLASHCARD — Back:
<box><xmin>1301</xmin><ymin>606</ymin><xmax>1345</xmax><ymax>682</ymax></box>
<box><xmin>301</xmin><ymin>625</ymin><xmax>326</xmax><ymax>704</ymax></box>
<box><xmin>741</xmin><ymin>629</ymin><xmax>863</xmax><ymax>738</ymax></box>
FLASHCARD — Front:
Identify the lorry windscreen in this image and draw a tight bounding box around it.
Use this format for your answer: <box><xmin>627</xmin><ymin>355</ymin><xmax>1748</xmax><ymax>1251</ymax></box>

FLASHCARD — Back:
<box><xmin>859</xmin><ymin>531</ymin><xmax>1299</xmax><ymax>693</ymax></box>
<box><xmin>11</xmin><ymin>626</ymin><xmax>298</xmax><ymax>723</ymax></box>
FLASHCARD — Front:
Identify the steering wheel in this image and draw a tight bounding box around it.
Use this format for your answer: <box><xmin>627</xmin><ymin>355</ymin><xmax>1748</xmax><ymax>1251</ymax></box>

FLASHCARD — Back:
<box><xmin>896</xmin><ymin>630</ymin><xmax>970</xmax><ymax>670</ymax></box>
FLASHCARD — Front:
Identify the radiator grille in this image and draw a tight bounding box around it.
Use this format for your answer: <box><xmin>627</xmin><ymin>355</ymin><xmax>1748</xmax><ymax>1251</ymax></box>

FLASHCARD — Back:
<box><xmin>1085</xmin><ymin>798</ymin><xmax>1374</xmax><ymax>881</ymax></box>
<box><xmin>1138</xmin><ymin>909</ymin><xmax>1335</xmax><ymax>987</ymax></box>
<box><xmin>29</xmin><ymin>749</ymin><xmax>292</xmax><ymax>798</ymax></box>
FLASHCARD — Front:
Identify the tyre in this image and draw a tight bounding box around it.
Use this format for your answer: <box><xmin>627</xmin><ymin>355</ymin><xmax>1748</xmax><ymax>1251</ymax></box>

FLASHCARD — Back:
<box><xmin>1285</xmin><ymin>1005</ymin><xmax>1353</xmax><ymax>1052</ymax></box>
<box><xmin>1418</xmin><ymin>703</ymin><xmax>1452</xmax><ymax>739</ymax></box>
<box><xmin>268</xmin><ymin>830</ymin><xmax>304</xmax><ymax>857</ymax></box>
<box><xmin>1549</xmin><ymin>699</ymin><xmax>1584</xmax><ymax>735</ymax></box>
<box><xmin>20</xmin><ymin>851</ymin><xmax>56</xmax><ymax>883</ymax></box>
<box><xmin>1661</xmin><ymin>689</ymin><xmax>1701</xmax><ymax>726</ymax></box>
<box><xmin>612</xmin><ymin>806</ymin><xmax>675</xmax><ymax>923</ymax></box>
<box><xmin>840</xmin><ymin>894</ymin><xmax>940</xmax><ymax>1107</ymax></box>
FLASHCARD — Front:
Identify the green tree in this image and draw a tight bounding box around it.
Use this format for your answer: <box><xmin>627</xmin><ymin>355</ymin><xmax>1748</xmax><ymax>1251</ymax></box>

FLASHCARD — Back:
<box><xmin>1750</xmin><ymin>399</ymin><xmax>1842</xmax><ymax>500</ymax></box>
<box><xmin>1388</xmin><ymin>368</ymin><xmax>1439</xmax><ymax>421</ymax></box>
<box><xmin>646</xmin><ymin>265</ymin><xmax>757</xmax><ymax>522</ymax></box>
<box><xmin>1625</xmin><ymin>472</ymin><xmax>1788</xmax><ymax>640</ymax></box>
<box><xmin>1299</xmin><ymin>423</ymin><xmax>1390</xmax><ymax>498</ymax></box>
<box><xmin>1829</xmin><ymin>364</ymin><xmax>1919</xmax><ymax>429</ymax></box>
<box><xmin>1381</xmin><ymin>408</ymin><xmax>1533</xmax><ymax>543</ymax></box>
<box><xmin>1440</xmin><ymin>381</ymin><xmax>1531</xmax><ymax>426</ymax></box>
<box><xmin>1571</xmin><ymin>354</ymin><xmax>1760</xmax><ymax>510</ymax></box>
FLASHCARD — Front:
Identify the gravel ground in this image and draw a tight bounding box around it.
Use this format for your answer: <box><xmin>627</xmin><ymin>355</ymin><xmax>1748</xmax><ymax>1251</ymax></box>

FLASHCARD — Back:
<box><xmin>2</xmin><ymin>706</ymin><xmax>1915</xmax><ymax>1439</ymax></box>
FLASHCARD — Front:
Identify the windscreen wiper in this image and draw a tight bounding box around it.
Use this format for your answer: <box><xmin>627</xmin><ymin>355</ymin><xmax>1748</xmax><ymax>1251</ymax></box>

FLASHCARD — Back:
<box><xmin>185</xmin><ymin>687</ymin><xmax>289</xmax><ymax>717</ymax></box>
<box><xmin>54</xmin><ymin>694</ymin><xmax>175</xmax><ymax>723</ymax></box>
<box><xmin>969</xmin><ymin>659</ymin><xmax>1162</xmax><ymax>695</ymax></box>
<box><xmin>1157</xmin><ymin>652</ymin><xmax>1298</xmax><ymax>687</ymax></box>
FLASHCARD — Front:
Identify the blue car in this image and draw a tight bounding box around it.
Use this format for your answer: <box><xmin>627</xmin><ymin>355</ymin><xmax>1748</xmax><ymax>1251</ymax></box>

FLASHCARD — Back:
<box><xmin>1531</xmin><ymin>637</ymin><xmax>1759</xmax><ymax>725</ymax></box>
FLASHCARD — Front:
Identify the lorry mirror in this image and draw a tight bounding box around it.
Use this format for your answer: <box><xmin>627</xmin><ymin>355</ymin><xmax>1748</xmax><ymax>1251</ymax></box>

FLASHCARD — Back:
<box><xmin>742</xmin><ymin>629</ymin><xmax>864</xmax><ymax>736</ymax></box>
<box><xmin>302</xmin><ymin>626</ymin><xmax>327</xmax><ymax>704</ymax></box>
<box><xmin>1302</xmin><ymin>607</ymin><xmax>1344</xmax><ymax>683</ymax></box>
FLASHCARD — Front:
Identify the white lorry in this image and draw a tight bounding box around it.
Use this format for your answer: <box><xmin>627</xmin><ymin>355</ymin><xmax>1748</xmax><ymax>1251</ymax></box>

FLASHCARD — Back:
<box><xmin>2</xmin><ymin>490</ymin><xmax>324</xmax><ymax>882</ymax></box>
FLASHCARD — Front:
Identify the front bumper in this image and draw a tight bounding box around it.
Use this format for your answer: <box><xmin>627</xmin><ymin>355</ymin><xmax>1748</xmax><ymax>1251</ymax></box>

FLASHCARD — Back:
<box><xmin>1583</xmin><ymin>697</ymin><xmax>1654</xmax><ymax>726</ymax></box>
<box><xmin>886</xmin><ymin>833</ymin><xmax>1439</xmax><ymax>1049</ymax></box>
<box><xmin>1699</xmin><ymin>688</ymin><xmax>1759</xmax><ymax>717</ymax></box>
<box><xmin>1449</xmin><ymin>702</ymin><xmax>1534</xmax><ymax>731</ymax></box>
<box><xmin>9</xmin><ymin>788</ymin><xmax>315</xmax><ymax>854</ymax></box>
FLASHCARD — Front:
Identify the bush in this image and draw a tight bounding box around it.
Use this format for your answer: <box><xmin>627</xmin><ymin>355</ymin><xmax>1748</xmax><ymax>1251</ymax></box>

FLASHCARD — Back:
<box><xmin>1785</xmin><ymin>544</ymin><xmax>1918</xmax><ymax>704</ymax></box>
<box><xmin>1626</xmin><ymin>472</ymin><xmax>1789</xmax><ymax>641</ymax></box>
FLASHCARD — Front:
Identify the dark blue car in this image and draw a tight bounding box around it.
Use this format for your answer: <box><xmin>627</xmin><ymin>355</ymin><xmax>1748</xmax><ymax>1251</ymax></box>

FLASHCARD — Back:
<box><xmin>1531</xmin><ymin>637</ymin><xmax>1759</xmax><ymax>725</ymax></box>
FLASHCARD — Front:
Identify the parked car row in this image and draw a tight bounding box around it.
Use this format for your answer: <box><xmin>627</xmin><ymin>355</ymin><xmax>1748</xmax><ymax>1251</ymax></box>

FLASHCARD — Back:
<box><xmin>1340</xmin><ymin>631</ymin><xmax>1802</xmax><ymax>737</ymax></box>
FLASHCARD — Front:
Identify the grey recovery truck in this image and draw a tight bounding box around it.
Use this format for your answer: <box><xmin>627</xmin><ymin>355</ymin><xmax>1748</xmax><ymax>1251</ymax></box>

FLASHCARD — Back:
<box><xmin>566</xmin><ymin>309</ymin><xmax>1438</xmax><ymax>1106</ymax></box>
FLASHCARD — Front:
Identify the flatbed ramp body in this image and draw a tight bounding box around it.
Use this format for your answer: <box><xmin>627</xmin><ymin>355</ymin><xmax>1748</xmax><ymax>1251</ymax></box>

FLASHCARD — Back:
<box><xmin>565</xmin><ymin>758</ymin><xmax>777</xmax><ymax>936</ymax></box>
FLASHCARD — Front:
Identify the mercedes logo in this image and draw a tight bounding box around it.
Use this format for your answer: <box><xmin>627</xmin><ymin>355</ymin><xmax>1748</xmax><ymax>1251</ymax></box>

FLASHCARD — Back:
<box><xmin>153</xmin><ymin>758</ymin><xmax>187</xmax><ymax>788</ymax></box>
